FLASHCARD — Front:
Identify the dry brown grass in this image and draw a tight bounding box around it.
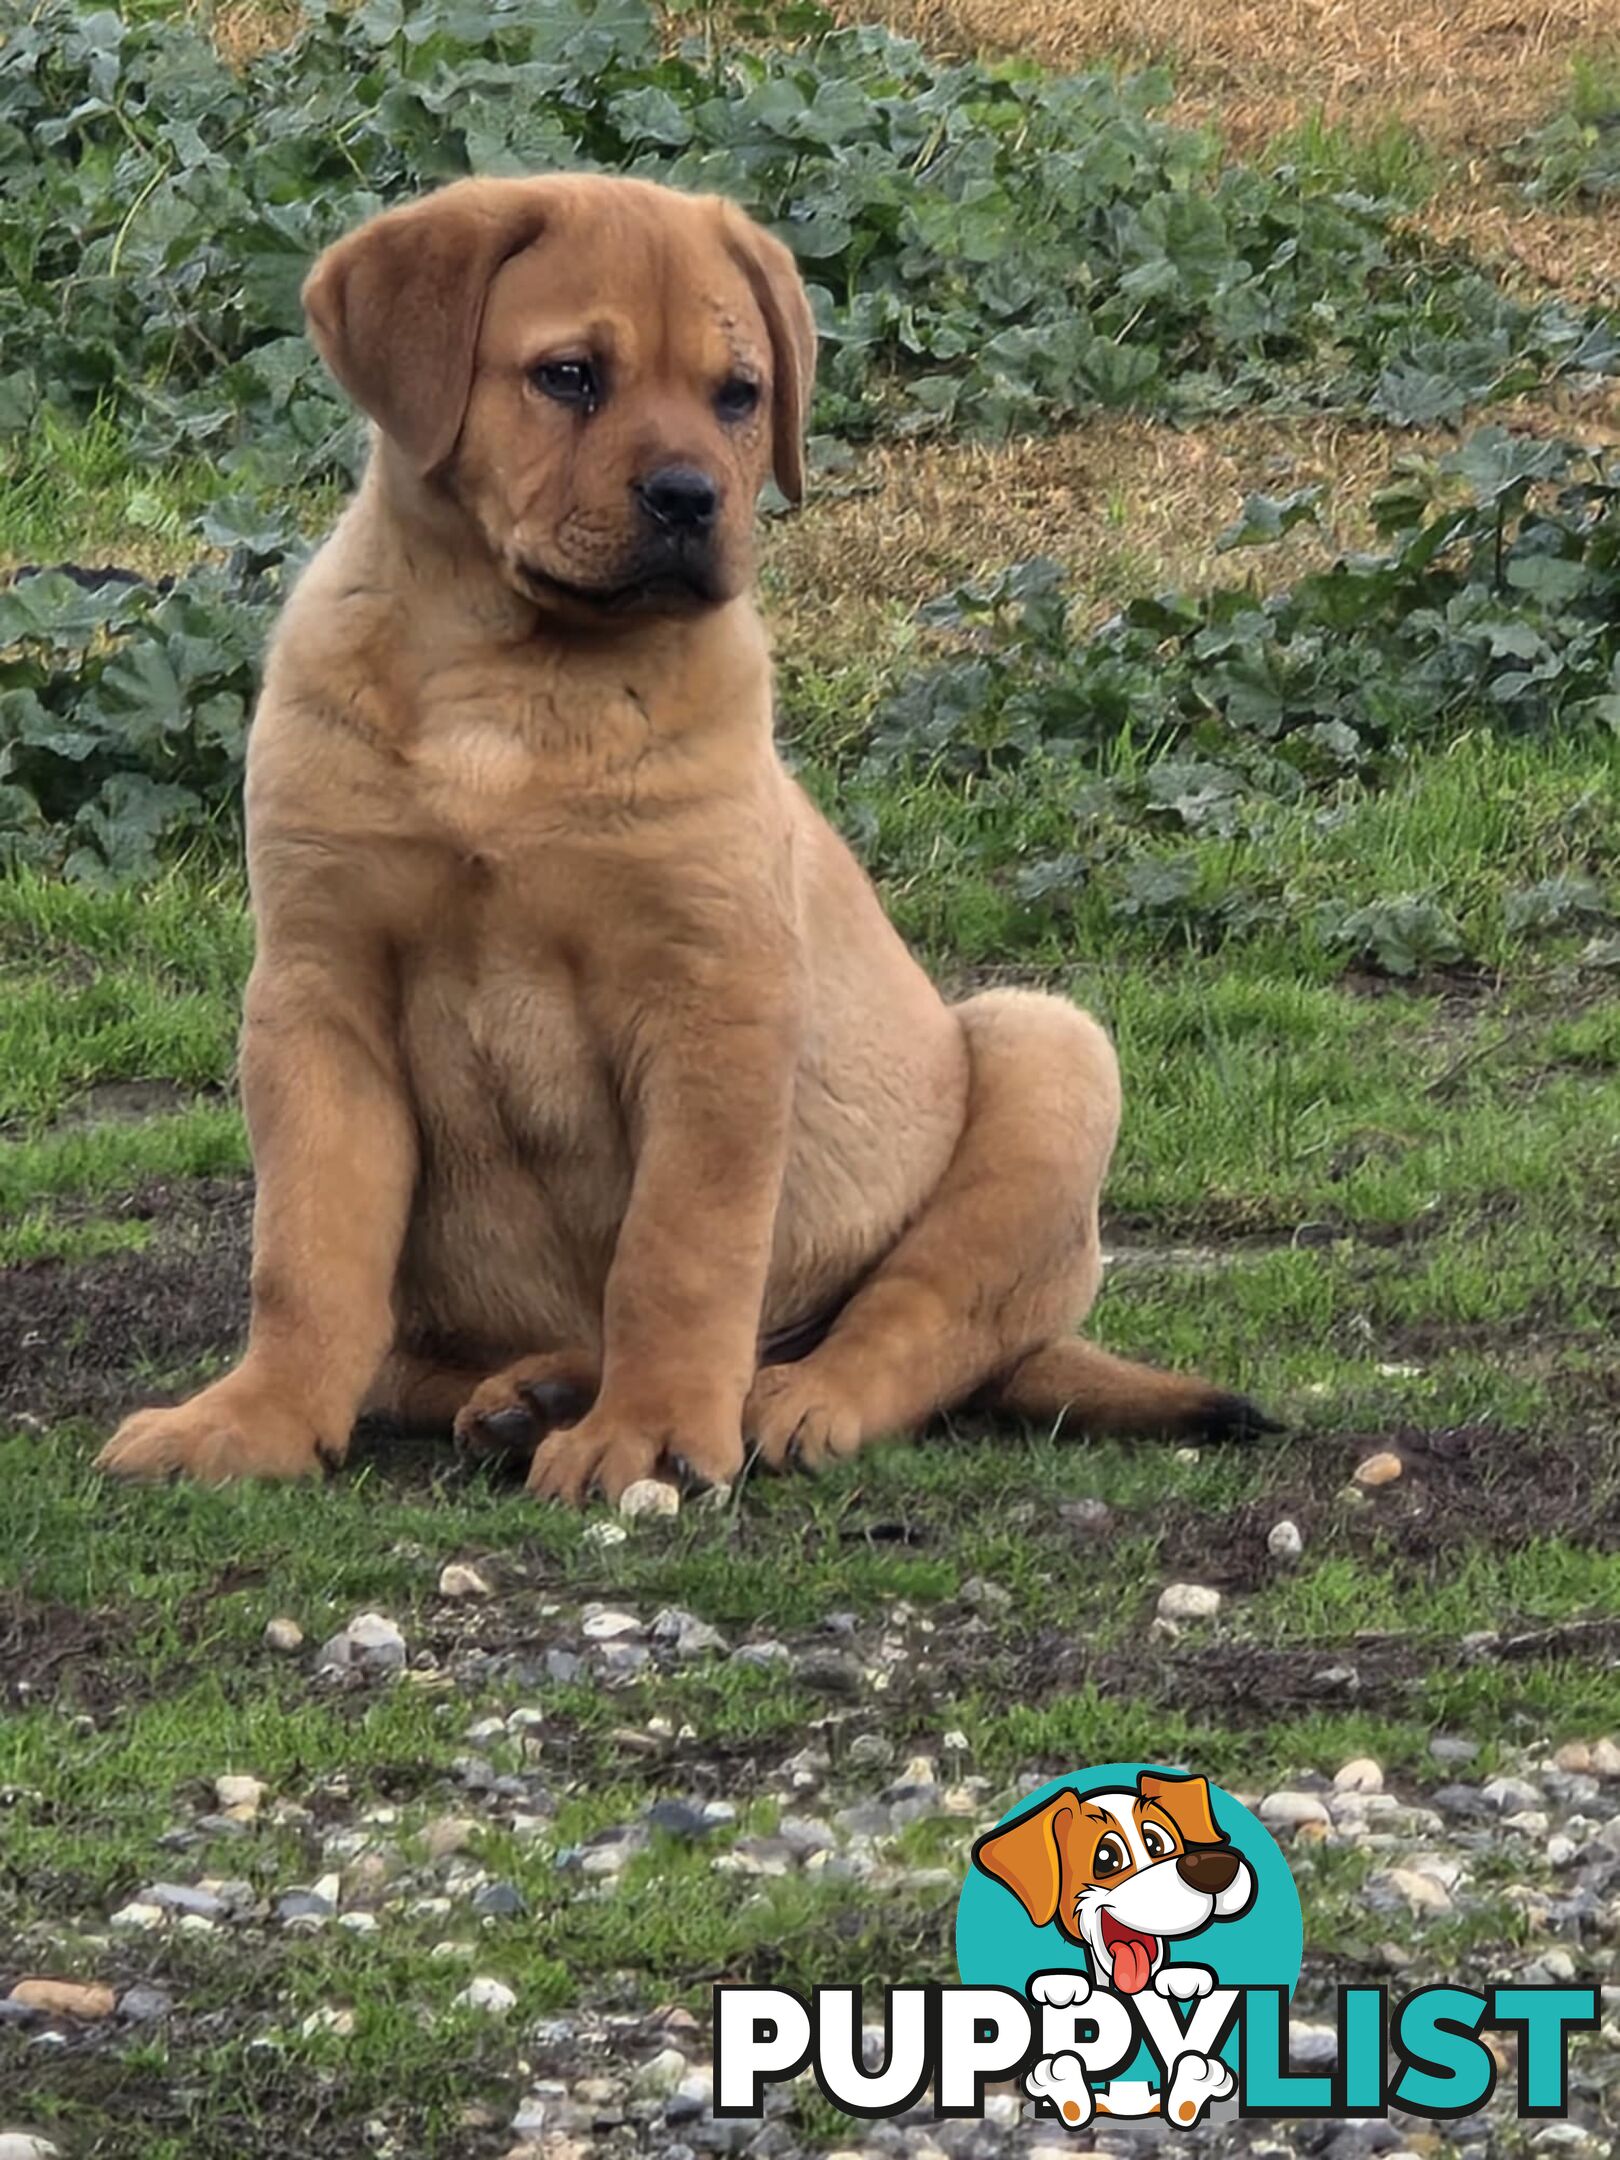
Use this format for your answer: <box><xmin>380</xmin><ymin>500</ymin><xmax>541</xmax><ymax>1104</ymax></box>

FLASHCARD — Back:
<box><xmin>863</xmin><ymin>0</ymin><xmax>1613</xmax><ymax>158</ymax></box>
<box><xmin>761</xmin><ymin>381</ymin><xmax>1620</xmax><ymax>662</ymax></box>
<box><xmin>763</xmin><ymin>414</ymin><xmax>1392</xmax><ymax>658</ymax></box>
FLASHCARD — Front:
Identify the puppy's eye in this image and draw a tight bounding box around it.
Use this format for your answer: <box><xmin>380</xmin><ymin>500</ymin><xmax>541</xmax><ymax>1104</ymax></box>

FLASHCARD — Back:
<box><xmin>1094</xmin><ymin>1836</ymin><xmax>1128</xmax><ymax>1877</ymax></box>
<box><xmin>1142</xmin><ymin>1823</ymin><xmax>1173</xmax><ymax>1858</ymax></box>
<box><xmin>715</xmin><ymin>375</ymin><xmax>761</xmax><ymax>421</ymax></box>
<box><xmin>532</xmin><ymin>359</ymin><xmax>600</xmax><ymax>411</ymax></box>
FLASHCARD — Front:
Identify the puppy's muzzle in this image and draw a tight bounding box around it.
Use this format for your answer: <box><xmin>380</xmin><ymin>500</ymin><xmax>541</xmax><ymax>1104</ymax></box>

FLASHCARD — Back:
<box><xmin>634</xmin><ymin>463</ymin><xmax>720</xmax><ymax>534</ymax></box>
<box><xmin>1176</xmin><ymin>1848</ymin><xmax>1239</xmax><ymax>1895</ymax></box>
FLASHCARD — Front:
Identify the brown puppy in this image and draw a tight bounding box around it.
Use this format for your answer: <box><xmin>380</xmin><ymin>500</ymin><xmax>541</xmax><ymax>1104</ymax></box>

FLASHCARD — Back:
<box><xmin>97</xmin><ymin>174</ymin><xmax>1275</xmax><ymax>1503</ymax></box>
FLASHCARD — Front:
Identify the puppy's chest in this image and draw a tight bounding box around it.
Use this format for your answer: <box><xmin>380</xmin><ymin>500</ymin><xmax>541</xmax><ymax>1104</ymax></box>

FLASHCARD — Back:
<box><xmin>399</xmin><ymin>922</ymin><xmax>620</xmax><ymax>1180</ymax></box>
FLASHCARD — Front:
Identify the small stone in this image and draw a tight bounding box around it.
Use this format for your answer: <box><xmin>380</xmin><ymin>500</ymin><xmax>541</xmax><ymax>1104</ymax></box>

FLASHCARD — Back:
<box><xmin>116</xmin><ymin>1985</ymin><xmax>172</xmax><ymax>2024</ymax></box>
<box><xmin>651</xmin><ymin>1606</ymin><xmax>727</xmax><ymax>1657</ymax></box>
<box><xmin>1430</xmin><ymin>1734</ymin><xmax>1479</xmax><ymax>1767</ymax></box>
<box><xmin>582</xmin><ymin>1522</ymin><xmax>628</xmax><ymax>1549</ymax></box>
<box><xmin>730</xmin><ymin>1641</ymin><xmax>790</xmax><ymax>1669</ymax></box>
<box><xmin>439</xmin><ymin>1563</ymin><xmax>494</xmax><ymax>1600</ymax></box>
<box><xmin>1553</xmin><ymin>1742</ymin><xmax>1593</xmax><ymax>1774</ymax></box>
<box><xmin>581</xmin><ymin>1607</ymin><xmax>643</xmax><ymax>1642</ymax></box>
<box><xmin>1057</xmin><ymin>1497</ymin><xmax>1112</xmax><ymax>1535</ymax></box>
<box><xmin>1259</xmin><ymin>1791</ymin><xmax>1331</xmax><ymax>1831</ymax></box>
<box><xmin>263</xmin><ymin>1617</ymin><xmax>304</xmax><ymax>1653</ymax></box>
<box><xmin>347</xmin><ymin>1611</ymin><xmax>407</xmax><ymax>1668</ymax></box>
<box><xmin>214</xmin><ymin>1775</ymin><xmax>266</xmax><ymax>1817</ymax></box>
<box><xmin>1353</xmin><ymin>1450</ymin><xmax>1403</xmax><ymax>1488</ymax></box>
<box><xmin>109</xmin><ymin>1902</ymin><xmax>166</xmax><ymax>1932</ymax></box>
<box><xmin>960</xmin><ymin>1578</ymin><xmax>1012</xmax><ymax>1613</ymax></box>
<box><xmin>144</xmin><ymin>1882</ymin><xmax>225</xmax><ymax>1920</ymax></box>
<box><xmin>455</xmin><ymin>1976</ymin><xmax>518</xmax><ymax>2016</ymax></box>
<box><xmin>8</xmin><ymin>1980</ymin><xmax>116</xmax><ymax>2021</ymax></box>
<box><xmin>1591</xmin><ymin>1737</ymin><xmax>1620</xmax><ymax>1779</ymax></box>
<box><xmin>1483</xmin><ymin>1775</ymin><xmax>1542</xmax><ymax>1815</ymax></box>
<box><xmin>1524</xmin><ymin>1948</ymin><xmax>1577</xmax><ymax>1986</ymax></box>
<box><xmin>300</xmin><ymin>2005</ymin><xmax>355</xmax><ymax>2038</ymax></box>
<box><xmin>1547</xmin><ymin>1834</ymin><xmax>1579</xmax><ymax>1869</ymax></box>
<box><xmin>0</xmin><ymin>2139</ymin><xmax>60</xmax><ymax>2160</ymax></box>
<box><xmin>1334</xmin><ymin>1757</ymin><xmax>1383</xmax><ymax>1794</ymax></box>
<box><xmin>645</xmin><ymin>1799</ymin><xmax>714</xmax><ymax>1840</ymax></box>
<box><xmin>620</xmin><ymin>1479</ymin><xmax>680</xmax><ymax>1520</ymax></box>
<box><xmin>633</xmin><ymin>2046</ymin><xmax>691</xmax><ymax>2096</ymax></box>
<box><xmin>424</xmin><ymin>1817</ymin><xmax>480</xmax><ymax>1862</ymax></box>
<box><xmin>1157</xmin><ymin>1582</ymin><xmax>1221</xmax><ymax>1622</ymax></box>
<box><xmin>1367</xmin><ymin>1867</ymin><xmax>1453</xmax><ymax>1916</ymax></box>
<box><xmin>1267</xmin><ymin>1519</ymin><xmax>1304</xmax><ymax>1562</ymax></box>
<box><xmin>472</xmin><ymin>1882</ymin><xmax>527</xmax><ymax>1918</ymax></box>
<box><xmin>275</xmin><ymin>1889</ymin><xmax>335</xmax><ymax>1924</ymax></box>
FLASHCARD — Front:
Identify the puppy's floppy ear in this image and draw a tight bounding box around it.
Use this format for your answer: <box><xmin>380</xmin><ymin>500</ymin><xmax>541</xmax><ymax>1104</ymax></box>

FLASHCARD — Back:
<box><xmin>719</xmin><ymin>204</ymin><xmax>818</xmax><ymax>506</ymax></box>
<box><xmin>1138</xmin><ymin>1772</ymin><xmax>1225</xmax><ymax>1847</ymax></box>
<box><xmin>303</xmin><ymin>178</ymin><xmax>548</xmax><ymax>474</ymax></box>
<box><xmin>972</xmin><ymin>1793</ymin><xmax>1078</xmax><ymax>1928</ymax></box>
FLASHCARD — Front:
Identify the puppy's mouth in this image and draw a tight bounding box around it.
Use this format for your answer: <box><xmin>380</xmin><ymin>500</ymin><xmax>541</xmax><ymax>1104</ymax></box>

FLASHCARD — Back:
<box><xmin>515</xmin><ymin>557</ymin><xmax>724</xmax><ymax>617</ymax></box>
<box><xmin>1099</xmin><ymin>1912</ymin><xmax>1160</xmax><ymax>1995</ymax></box>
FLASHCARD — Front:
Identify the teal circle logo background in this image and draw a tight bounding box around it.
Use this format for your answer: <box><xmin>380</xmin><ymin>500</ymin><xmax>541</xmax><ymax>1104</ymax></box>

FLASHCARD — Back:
<box><xmin>955</xmin><ymin>1763</ymin><xmax>1304</xmax><ymax>2083</ymax></box>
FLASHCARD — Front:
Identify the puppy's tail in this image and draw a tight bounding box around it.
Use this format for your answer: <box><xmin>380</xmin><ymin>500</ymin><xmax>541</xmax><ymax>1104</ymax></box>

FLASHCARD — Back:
<box><xmin>985</xmin><ymin>1337</ymin><xmax>1281</xmax><ymax>1443</ymax></box>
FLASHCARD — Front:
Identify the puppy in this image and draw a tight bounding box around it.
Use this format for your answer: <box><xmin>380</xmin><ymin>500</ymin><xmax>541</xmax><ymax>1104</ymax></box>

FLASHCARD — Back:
<box><xmin>972</xmin><ymin>1772</ymin><xmax>1255</xmax><ymax>1995</ymax></box>
<box><xmin>98</xmin><ymin>174</ymin><xmax>1277</xmax><ymax>1502</ymax></box>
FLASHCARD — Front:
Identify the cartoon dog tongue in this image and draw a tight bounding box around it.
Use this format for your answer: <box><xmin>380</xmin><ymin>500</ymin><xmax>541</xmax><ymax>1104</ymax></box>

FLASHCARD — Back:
<box><xmin>1102</xmin><ymin>1918</ymin><xmax>1157</xmax><ymax>1994</ymax></box>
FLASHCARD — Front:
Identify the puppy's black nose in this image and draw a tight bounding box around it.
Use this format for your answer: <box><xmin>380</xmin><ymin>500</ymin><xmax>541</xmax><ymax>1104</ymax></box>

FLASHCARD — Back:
<box><xmin>635</xmin><ymin>465</ymin><xmax>719</xmax><ymax>533</ymax></box>
<box><xmin>1177</xmin><ymin>1848</ymin><xmax>1239</xmax><ymax>1894</ymax></box>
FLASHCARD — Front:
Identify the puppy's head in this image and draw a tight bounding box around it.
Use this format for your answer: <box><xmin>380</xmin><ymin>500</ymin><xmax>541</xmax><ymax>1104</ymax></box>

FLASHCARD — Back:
<box><xmin>303</xmin><ymin>174</ymin><xmax>817</xmax><ymax>621</ymax></box>
<box><xmin>972</xmin><ymin>1774</ymin><xmax>1255</xmax><ymax>1995</ymax></box>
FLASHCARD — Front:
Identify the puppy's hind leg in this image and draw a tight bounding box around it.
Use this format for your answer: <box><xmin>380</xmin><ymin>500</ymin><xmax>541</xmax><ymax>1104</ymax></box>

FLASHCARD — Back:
<box><xmin>987</xmin><ymin>1337</ymin><xmax>1281</xmax><ymax>1443</ymax></box>
<box><xmin>747</xmin><ymin>989</ymin><xmax>1117</xmax><ymax>1468</ymax></box>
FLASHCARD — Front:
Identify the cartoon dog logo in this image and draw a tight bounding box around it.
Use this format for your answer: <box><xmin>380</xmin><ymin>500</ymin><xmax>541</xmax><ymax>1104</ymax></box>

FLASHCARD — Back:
<box><xmin>971</xmin><ymin>1771</ymin><xmax>1256</xmax><ymax>2128</ymax></box>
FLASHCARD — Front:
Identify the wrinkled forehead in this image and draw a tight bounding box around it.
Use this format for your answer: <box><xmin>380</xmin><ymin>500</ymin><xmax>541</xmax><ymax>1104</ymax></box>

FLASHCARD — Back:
<box><xmin>477</xmin><ymin>192</ymin><xmax>768</xmax><ymax>375</ymax></box>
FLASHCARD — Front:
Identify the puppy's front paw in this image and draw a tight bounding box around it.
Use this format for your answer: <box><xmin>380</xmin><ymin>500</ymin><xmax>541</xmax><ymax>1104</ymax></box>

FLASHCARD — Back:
<box><xmin>98</xmin><ymin>1378</ymin><xmax>326</xmax><ymax>1484</ymax></box>
<box><xmin>453</xmin><ymin>1351</ymin><xmax>599</xmax><ymax>1464</ymax></box>
<box><xmin>1153</xmin><ymin>1963</ymin><xmax>1214</xmax><ymax>2002</ymax></box>
<box><xmin>1030</xmin><ymin>1969</ymin><xmax>1093</xmax><ymax>2009</ymax></box>
<box><xmin>745</xmin><ymin>1361</ymin><xmax>864</xmax><ymax>1471</ymax></box>
<box><xmin>527</xmin><ymin>1409</ymin><xmax>742</xmax><ymax>1506</ymax></box>
<box><xmin>1163</xmin><ymin>2051</ymin><xmax>1234</xmax><ymax>2127</ymax></box>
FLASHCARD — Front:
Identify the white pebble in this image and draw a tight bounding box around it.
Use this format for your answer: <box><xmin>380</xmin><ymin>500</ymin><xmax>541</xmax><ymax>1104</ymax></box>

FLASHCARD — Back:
<box><xmin>1258</xmin><ymin>1791</ymin><xmax>1331</xmax><ymax>1831</ymax></box>
<box><xmin>455</xmin><ymin>1977</ymin><xmax>517</xmax><ymax>2016</ymax></box>
<box><xmin>439</xmin><ymin>1563</ymin><xmax>494</xmax><ymax>1600</ymax></box>
<box><xmin>631</xmin><ymin>2045</ymin><xmax>690</xmax><ymax>2095</ymax></box>
<box><xmin>581</xmin><ymin>1608</ymin><xmax>643</xmax><ymax>1641</ymax></box>
<box><xmin>619</xmin><ymin>1479</ymin><xmax>680</xmax><ymax>1520</ymax></box>
<box><xmin>1334</xmin><ymin>1757</ymin><xmax>1383</xmax><ymax>1794</ymax></box>
<box><xmin>1591</xmin><ymin>1737</ymin><xmax>1620</xmax><ymax>1779</ymax></box>
<box><xmin>1157</xmin><ymin>1582</ymin><xmax>1221</xmax><ymax>1622</ymax></box>
<box><xmin>263</xmin><ymin>1618</ymin><xmax>304</xmax><ymax>1653</ymax></box>
<box><xmin>0</xmin><ymin>2139</ymin><xmax>61</xmax><ymax>2160</ymax></box>
<box><xmin>582</xmin><ymin>1521</ymin><xmax>628</xmax><ymax>1548</ymax></box>
<box><xmin>214</xmin><ymin>1775</ymin><xmax>266</xmax><ymax>1815</ymax></box>
<box><xmin>109</xmin><ymin>1902</ymin><xmax>166</xmax><ymax>1933</ymax></box>
<box><xmin>1267</xmin><ymin>1519</ymin><xmax>1303</xmax><ymax>1561</ymax></box>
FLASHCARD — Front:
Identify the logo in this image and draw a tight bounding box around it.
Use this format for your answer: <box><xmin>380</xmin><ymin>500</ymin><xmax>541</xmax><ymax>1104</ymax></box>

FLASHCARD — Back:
<box><xmin>956</xmin><ymin>1762</ymin><xmax>1302</xmax><ymax>2128</ymax></box>
<box><xmin>713</xmin><ymin>1757</ymin><xmax>1597</xmax><ymax>2131</ymax></box>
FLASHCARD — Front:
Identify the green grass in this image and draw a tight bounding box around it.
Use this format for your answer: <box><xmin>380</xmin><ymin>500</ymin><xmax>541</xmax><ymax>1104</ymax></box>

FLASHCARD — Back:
<box><xmin>6</xmin><ymin>5</ymin><xmax>1620</xmax><ymax>2152</ymax></box>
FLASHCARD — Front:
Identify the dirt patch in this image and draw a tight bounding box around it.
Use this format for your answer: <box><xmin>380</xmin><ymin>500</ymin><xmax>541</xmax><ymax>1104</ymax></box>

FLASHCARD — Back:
<box><xmin>0</xmin><ymin>1587</ymin><xmax>126</xmax><ymax>1712</ymax></box>
<box><xmin>1153</xmin><ymin>1423</ymin><xmax>1620</xmax><ymax>1583</ymax></box>
<box><xmin>0</xmin><ymin>1178</ymin><xmax>251</xmax><ymax>1425</ymax></box>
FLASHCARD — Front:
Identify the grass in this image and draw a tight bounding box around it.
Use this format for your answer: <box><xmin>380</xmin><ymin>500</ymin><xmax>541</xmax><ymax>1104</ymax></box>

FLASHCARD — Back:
<box><xmin>5</xmin><ymin>0</ymin><xmax>1620</xmax><ymax>2154</ymax></box>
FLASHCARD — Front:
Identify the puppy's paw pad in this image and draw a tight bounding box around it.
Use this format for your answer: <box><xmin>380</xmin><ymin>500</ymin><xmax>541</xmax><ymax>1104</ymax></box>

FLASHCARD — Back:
<box><xmin>744</xmin><ymin>1365</ymin><xmax>862</xmax><ymax>1470</ymax></box>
